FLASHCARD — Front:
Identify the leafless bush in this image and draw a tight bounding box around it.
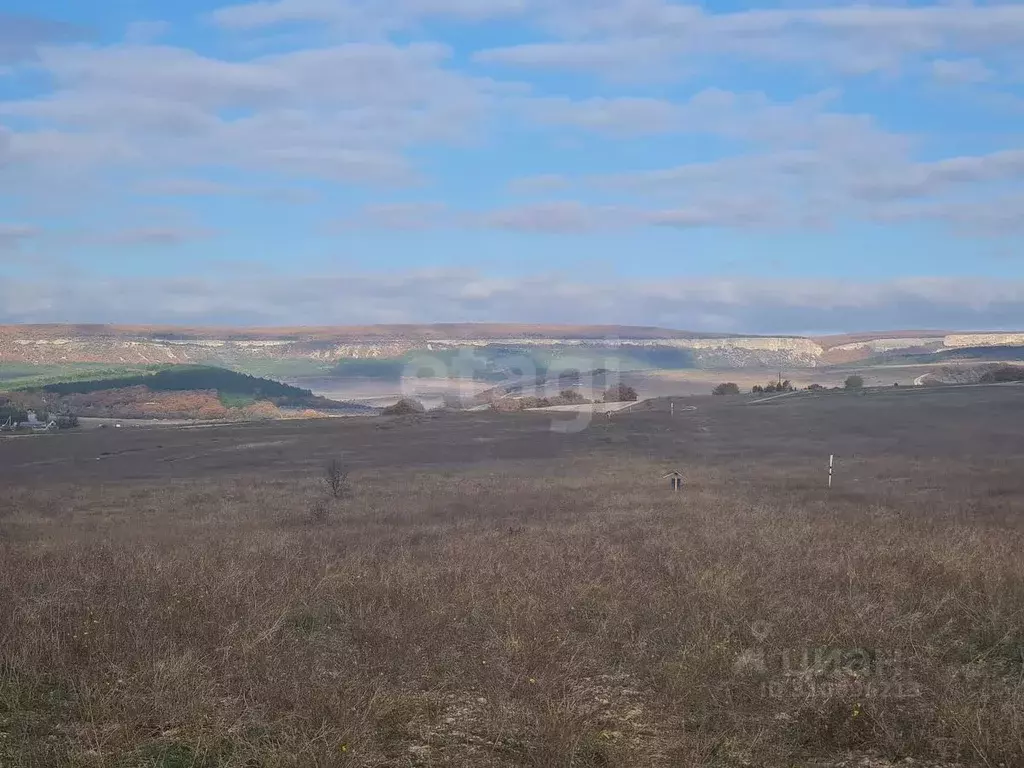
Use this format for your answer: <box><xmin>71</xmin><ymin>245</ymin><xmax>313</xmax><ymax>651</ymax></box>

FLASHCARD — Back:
<box><xmin>323</xmin><ymin>458</ymin><xmax>349</xmax><ymax>499</ymax></box>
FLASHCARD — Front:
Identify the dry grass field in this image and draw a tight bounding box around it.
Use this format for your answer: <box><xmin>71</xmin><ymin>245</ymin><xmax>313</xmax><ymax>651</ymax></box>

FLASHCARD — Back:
<box><xmin>2</xmin><ymin>386</ymin><xmax>1023</xmax><ymax>767</ymax></box>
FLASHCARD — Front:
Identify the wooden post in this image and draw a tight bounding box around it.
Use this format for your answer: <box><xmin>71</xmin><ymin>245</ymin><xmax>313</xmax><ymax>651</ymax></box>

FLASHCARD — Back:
<box><xmin>828</xmin><ymin>454</ymin><xmax>834</xmax><ymax>489</ymax></box>
<box><xmin>671</xmin><ymin>401</ymin><xmax>674</xmax><ymax>417</ymax></box>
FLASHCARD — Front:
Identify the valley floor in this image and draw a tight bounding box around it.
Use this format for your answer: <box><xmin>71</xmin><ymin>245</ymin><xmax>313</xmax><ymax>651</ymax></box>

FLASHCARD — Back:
<box><xmin>1</xmin><ymin>386</ymin><xmax>1023</xmax><ymax>766</ymax></box>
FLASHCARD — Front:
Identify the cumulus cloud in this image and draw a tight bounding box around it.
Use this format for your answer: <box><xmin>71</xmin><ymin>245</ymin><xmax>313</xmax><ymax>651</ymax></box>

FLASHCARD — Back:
<box><xmin>6</xmin><ymin>270</ymin><xmax>1024</xmax><ymax>333</ymax></box>
<box><xmin>2</xmin><ymin>1</ymin><xmax>1022</xmax><ymax>332</ymax></box>
<box><xmin>1</xmin><ymin>40</ymin><xmax>497</xmax><ymax>189</ymax></box>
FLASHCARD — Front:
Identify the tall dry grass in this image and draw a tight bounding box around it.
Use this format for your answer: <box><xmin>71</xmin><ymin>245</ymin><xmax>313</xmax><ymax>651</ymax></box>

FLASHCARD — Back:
<box><xmin>1</xmin><ymin>457</ymin><xmax>1022</xmax><ymax>767</ymax></box>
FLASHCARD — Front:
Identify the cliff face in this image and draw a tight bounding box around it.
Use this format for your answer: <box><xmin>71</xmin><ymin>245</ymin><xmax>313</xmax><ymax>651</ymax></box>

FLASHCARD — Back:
<box><xmin>3</xmin><ymin>325</ymin><xmax>1024</xmax><ymax>372</ymax></box>
<box><xmin>945</xmin><ymin>333</ymin><xmax>1024</xmax><ymax>348</ymax></box>
<box><xmin>0</xmin><ymin>328</ymin><xmax>826</xmax><ymax>369</ymax></box>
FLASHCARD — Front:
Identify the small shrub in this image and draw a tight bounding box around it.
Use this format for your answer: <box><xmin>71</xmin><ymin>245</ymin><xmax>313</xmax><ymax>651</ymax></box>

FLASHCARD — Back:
<box><xmin>603</xmin><ymin>384</ymin><xmax>638</xmax><ymax>403</ymax></box>
<box><xmin>806</xmin><ymin>383</ymin><xmax>824</xmax><ymax>391</ymax></box>
<box><xmin>381</xmin><ymin>398</ymin><xmax>426</xmax><ymax>416</ymax></box>
<box><xmin>844</xmin><ymin>375</ymin><xmax>865</xmax><ymax>390</ymax></box>
<box><xmin>712</xmin><ymin>382</ymin><xmax>740</xmax><ymax>396</ymax></box>
<box><xmin>308</xmin><ymin>499</ymin><xmax>331</xmax><ymax>525</ymax></box>
<box><xmin>751</xmin><ymin>385</ymin><xmax>764</xmax><ymax>394</ymax></box>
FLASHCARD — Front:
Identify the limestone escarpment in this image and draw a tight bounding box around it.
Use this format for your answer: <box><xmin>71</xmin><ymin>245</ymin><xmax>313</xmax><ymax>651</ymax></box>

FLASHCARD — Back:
<box><xmin>4</xmin><ymin>325</ymin><xmax>1024</xmax><ymax>371</ymax></box>
<box><xmin>945</xmin><ymin>333</ymin><xmax>1024</xmax><ymax>348</ymax></box>
<box><xmin>0</xmin><ymin>328</ymin><xmax>826</xmax><ymax>369</ymax></box>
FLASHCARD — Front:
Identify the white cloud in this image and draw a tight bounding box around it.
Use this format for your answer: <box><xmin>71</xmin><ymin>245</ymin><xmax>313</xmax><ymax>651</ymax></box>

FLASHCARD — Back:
<box><xmin>6</xmin><ymin>270</ymin><xmax>1024</xmax><ymax>332</ymax></box>
<box><xmin>849</xmin><ymin>149</ymin><xmax>1024</xmax><ymax>201</ymax></box>
<box><xmin>524</xmin><ymin>96</ymin><xmax>687</xmax><ymax>136</ymax></box>
<box><xmin>2</xmin><ymin>0</ymin><xmax>1022</xmax><ymax>331</ymax></box>
<box><xmin>518</xmin><ymin>89</ymin><xmax>892</xmax><ymax>149</ymax></box>
<box><xmin>931</xmin><ymin>57</ymin><xmax>993</xmax><ymax>85</ymax></box>
<box><xmin>1</xmin><ymin>40</ymin><xmax>499</xmax><ymax>191</ymax></box>
<box><xmin>210</xmin><ymin>0</ymin><xmax>529</xmax><ymax>33</ymax></box>
<box><xmin>874</xmin><ymin>195</ymin><xmax>1024</xmax><ymax>235</ymax></box>
<box><xmin>477</xmin><ymin>1</ymin><xmax>1024</xmax><ymax>79</ymax></box>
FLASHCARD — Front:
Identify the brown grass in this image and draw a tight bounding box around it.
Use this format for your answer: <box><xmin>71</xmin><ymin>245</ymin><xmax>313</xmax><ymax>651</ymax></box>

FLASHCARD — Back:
<box><xmin>2</xmin><ymin>448</ymin><xmax>1022</xmax><ymax>767</ymax></box>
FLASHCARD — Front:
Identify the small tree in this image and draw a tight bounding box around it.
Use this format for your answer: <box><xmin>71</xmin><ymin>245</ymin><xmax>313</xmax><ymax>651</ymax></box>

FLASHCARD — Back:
<box><xmin>556</xmin><ymin>389</ymin><xmax>587</xmax><ymax>404</ymax></box>
<box><xmin>712</xmin><ymin>382</ymin><xmax>740</xmax><ymax>396</ymax></box>
<box><xmin>323</xmin><ymin>459</ymin><xmax>349</xmax><ymax>500</ymax></box>
<box><xmin>844</xmin><ymin>375</ymin><xmax>865</xmax><ymax>390</ymax></box>
<box><xmin>751</xmin><ymin>385</ymin><xmax>764</xmax><ymax>394</ymax></box>
<box><xmin>603</xmin><ymin>384</ymin><xmax>638</xmax><ymax>403</ymax></box>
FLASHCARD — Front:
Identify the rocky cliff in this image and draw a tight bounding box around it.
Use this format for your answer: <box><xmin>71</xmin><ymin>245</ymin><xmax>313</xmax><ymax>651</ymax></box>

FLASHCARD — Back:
<box><xmin>1</xmin><ymin>327</ymin><xmax>824</xmax><ymax>369</ymax></box>
<box><xmin>3</xmin><ymin>325</ymin><xmax>1024</xmax><ymax>372</ymax></box>
<box><xmin>944</xmin><ymin>333</ymin><xmax>1024</xmax><ymax>348</ymax></box>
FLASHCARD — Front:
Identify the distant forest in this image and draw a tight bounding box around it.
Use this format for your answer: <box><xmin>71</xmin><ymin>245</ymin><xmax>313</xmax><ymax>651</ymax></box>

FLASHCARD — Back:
<box><xmin>40</xmin><ymin>365</ymin><xmax>321</xmax><ymax>406</ymax></box>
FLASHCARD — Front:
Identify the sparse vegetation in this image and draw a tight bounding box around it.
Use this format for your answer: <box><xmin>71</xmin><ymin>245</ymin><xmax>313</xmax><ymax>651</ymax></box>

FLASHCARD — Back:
<box><xmin>491</xmin><ymin>390</ymin><xmax>592</xmax><ymax>411</ymax></box>
<box><xmin>0</xmin><ymin>403</ymin><xmax>28</xmax><ymax>424</ymax></box>
<box><xmin>980</xmin><ymin>364</ymin><xmax>1024</xmax><ymax>383</ymax></box>
<box><xmin>712</xmin><ymin>382</ymin><xmax>741</xmax><ymax>395</ymax></box>
<box><xmin>753</xmin><ymin>380</ymin><xmax>795</xmax><ymax>394</ymax></box>
<box><xmin>3</xmin><ymin>387</ymin><xmax>1024</xmax><ymax>766</ymax></box>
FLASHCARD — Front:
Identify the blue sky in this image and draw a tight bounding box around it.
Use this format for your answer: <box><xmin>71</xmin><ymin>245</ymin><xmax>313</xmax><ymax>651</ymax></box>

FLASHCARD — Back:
<box><xmin>1</xmin><ymin>0</ymin><xmax>1023</xmax><ymax>332</ymax></box>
